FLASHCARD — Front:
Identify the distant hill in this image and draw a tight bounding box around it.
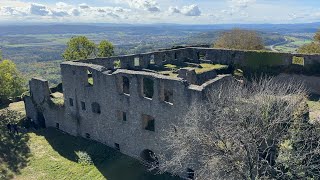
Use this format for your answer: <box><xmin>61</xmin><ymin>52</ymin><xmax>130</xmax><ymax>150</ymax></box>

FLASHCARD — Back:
<box><xmin>0</xmin><ymin>22</ymin><xmax>319</xmax><ymax>36</ymax></box>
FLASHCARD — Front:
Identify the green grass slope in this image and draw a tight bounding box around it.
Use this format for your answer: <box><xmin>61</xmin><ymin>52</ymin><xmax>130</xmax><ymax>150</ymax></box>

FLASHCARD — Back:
<box><xmin>0</xmin><ymin>102</ymin><xmax>180</xmax><ymax>180</ymax></box>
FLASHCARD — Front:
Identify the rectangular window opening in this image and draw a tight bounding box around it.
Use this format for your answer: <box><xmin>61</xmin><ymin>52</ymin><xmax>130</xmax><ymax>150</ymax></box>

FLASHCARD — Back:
<box><xmin>142</xmin><ymin>114</ymin><xmax>155</xmax><ymax>132</ymax></box>
<box><xmin>87</xmin><ymin>70</ymin><xmax>93</xmax><ymax>86</ymax></box>
<box><xmin>69</xmin><ymin>98</ymin><xmax>74</xmax><ymax>106</ymax></box>
<box><xmin>91</xmin><ymin>102</ymin><xmax>101</xmax><ymax>114</ymax></box>
<box><xmin>150</xmin><ymin>54</ymin><xmax>155</xmax><ymax>64</ymax></box>
<box><xmin>143</xmin><ymin>78</ymin><xmax>154</xmax><ymax>99</ymax></box>
<box><xmin>114</xmin><ymin>60</ymin><xmax>121</xmax><ymax>69</ymax></box>
<box><xmin>292</xmin><ymin>56</ymin><xmax>305</xmax><ymax>66</ymax></box>
<box><xmin>134</xmin><ymin>57</ymin><xmax>140</xmax><ymax>67</ymax></box>
<box><xmin>122</xmin><ymin>76</ymin><xmax>130</xmax><ymax>94</ymax></box>
<box><xmin>85</xmin><ymin>133</ymin><xmax>90</xmax><ymax>139</ymax></box>
<box><xmin>164</xmin><ymin>89</ymin><xmax>173</xmax><ymax>104</ymax></box>
<box><xmin>117</xmin><ymin>111</ymin><xmax>127</xmax><ymax>121</ymax></box>
<box><xmin>81</xmin><ymin>101</ymin><xmax>86</xmax><ymax>110</ymax></box>
<box><xmin>115</xmin><ymin>143</ymin><xmax>120</xmax><ymax>151</ymax></box>
<box><xmin>197</xmin><ymin>51</ymin><xmax>206</xmax><ymax>60</ymax></box>
<box><xmin>56</xmin><ymin>123</ymin><xmax>60</xmax><ymax>129</ymax></box>
<box><xmin>187</xmin><ymin>168</ymin><xmax>195</xmax><ymax>180</ymax></box>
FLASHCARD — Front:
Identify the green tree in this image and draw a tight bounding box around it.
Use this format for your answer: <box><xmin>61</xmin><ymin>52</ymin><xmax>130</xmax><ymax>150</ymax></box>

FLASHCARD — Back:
<box><xmin>0</xmin><ymin>49</ymin><xmax>3</xmax><ymax>60</ymax></box>
<box><xmin>0</xmin><ymin>60</ymin><xmax>25</xmax><ymax>99</ymax></box>
<box><xmin>97</xmin><ymin>40</ymin><xmax>114</xmax><ymax>58</ymax></box>
<box><xmin>214</xmin><ymin>28</ymin><xmax>265</xmax><ymax>50</ymax></box>
<box><xmin>298</xmin><ymin>29</ymin><xmax>320</xmax><ymax>54</ymax></box>
<box><xmin>62</xmin><ymin>36</ymin><xmax>96</xmax><ymax>61</ymax></box>
<box><xmin>314</xmin><ymin>29</ymin><xmax>320</xmax><ymax>42</ymax></box>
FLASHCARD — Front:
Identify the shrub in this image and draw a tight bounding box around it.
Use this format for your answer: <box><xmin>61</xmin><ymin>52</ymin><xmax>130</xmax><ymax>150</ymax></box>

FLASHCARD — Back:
<box><xmin>76</xmin><ymin>151</ymin><xmax>93</xmax><ymax>166</ymax></box>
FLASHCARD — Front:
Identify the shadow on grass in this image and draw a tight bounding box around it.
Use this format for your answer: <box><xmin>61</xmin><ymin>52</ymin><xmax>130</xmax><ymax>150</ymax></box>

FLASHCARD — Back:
<box><xmin>36</xmin><ymin>128</ymin><xmax>181</xmax><ymax>180</ymax></box>
<box><xmin>309</xmin><ymin>93</ymin><xmax>320</xmax><ymax>102</ymax></box>
<box><xmin>0</xmin><ymin>118</ymin><xmax>31</xmax><ymax>180</ymax></box>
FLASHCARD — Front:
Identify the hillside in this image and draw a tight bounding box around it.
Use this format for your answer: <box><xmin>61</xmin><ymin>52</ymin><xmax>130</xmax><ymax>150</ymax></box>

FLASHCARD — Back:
<box><xmin>0</xmin><ymin>102</ymin><xmax>180</xmax><ymax>180</ymax></box>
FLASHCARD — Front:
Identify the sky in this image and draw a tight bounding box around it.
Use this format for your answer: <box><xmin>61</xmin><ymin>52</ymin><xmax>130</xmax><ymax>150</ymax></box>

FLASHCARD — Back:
<box><xmin>0</xmin><ymin>0</ymin><xmax>319</xmax><ymax>24</ymax></box>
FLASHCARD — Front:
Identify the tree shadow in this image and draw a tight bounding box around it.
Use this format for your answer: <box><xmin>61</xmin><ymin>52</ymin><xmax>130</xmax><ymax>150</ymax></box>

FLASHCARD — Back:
<box><xmin>36</xmin><ymin>128</ymin><xmax>181</xmax><ymax>180</ymax></box>
<box><xmin>0</xmin><ymin>118</ymin><xmax>31</xmax><ymax>180</ymax></box>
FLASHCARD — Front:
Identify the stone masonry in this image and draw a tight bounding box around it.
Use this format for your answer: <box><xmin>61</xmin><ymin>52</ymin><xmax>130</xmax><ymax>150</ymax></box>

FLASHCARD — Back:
<box><xmin>24</xmin><ymin>47</ymin><xmax>320</xmax><ymax>178</ymax></box>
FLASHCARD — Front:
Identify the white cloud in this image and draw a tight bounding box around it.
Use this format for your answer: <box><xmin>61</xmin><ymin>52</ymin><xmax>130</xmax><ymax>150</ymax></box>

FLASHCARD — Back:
<box><xmin>70</xmin><ymin>8</ymin><xmax>80</xmax><ymax>16</ymax></box>
<box><xmin>229</xmin><ymin>0</ymin><xmax>256</xmax><ymax>9</ymax></box>
<box><xmin>30</xmin><ymin>3</ymin><xmax>50</xmax><ymax>16</ymax></box>
<box><xmin>126</xmin><ymin>0</ymin><xmax>160</xmax><ymax>12</ymax></box>
<box><xmin>181</xmin><ymin>5</ymin><xmax>201</xmax><ymax>16</ymax></box>
<box><xmin>0</xmin><ymin>0</ymin><xmax>319</xmax><ymax>24</ymax></box>
<box><xmin>168</xmin><ymin>6</ymin><xmax>180</xmax><ymax>14</ymax></box>
<box><xmin>167</xmin><ymin>4</ymin><xmax>201</xmax><ymax>16</ymax></box>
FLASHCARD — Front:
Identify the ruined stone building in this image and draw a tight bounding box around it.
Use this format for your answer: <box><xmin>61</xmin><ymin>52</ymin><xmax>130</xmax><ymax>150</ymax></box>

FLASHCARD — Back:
<box><xmin>24</xmin><ymin>47</ymin><xmax>320</xmax><ymax>179</ymax></box>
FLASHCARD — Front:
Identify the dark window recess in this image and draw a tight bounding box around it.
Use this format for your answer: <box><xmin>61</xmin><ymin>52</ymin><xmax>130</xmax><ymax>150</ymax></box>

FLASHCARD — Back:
<box><xmin>187</xmin><ymin>168</ymin><xmax>194</xmax><ymax>179</ymax></box>
<box><xmin>69</xmin><ymin>98</ymin><xmax>74</xmax><ymax>106</ymax></box>
<box><xmin>115</xmin><ymin>143</ymin><xmax>120</xmax><ymax>151</ymax></box>
<box><xmin>122</xmin><ymin>112</ymin><xmax>127</xmax><ymax>121</ymax></box>
<box><xmin>81</xmin><ymin>101</ymin><xmax>86</xmax><ymax>110</ymax></box>
<box><xmin>117</xmin><ymin>111</ymin><xmax>127</xmax><ymax>121</ymax></box>
<box><xmin>143</xmin><ymin>78</ymin><xmax>154</xmax><ymax>99</ymax></box>
<box><xmin>164</xmin><ymin>89</ymin><xmax>173</xmax><ymax>104</ymax></box>
<box><xmin>174</xmin><ymin>53</ymin><xmax>177</xmax><ymax>60</ymax></box>
<box><xmin>142</xmin><ymin>114</ymin><xmax>155</xmax><ymax>132</ymax></box>
<box><xmin>56</xmin><ymin>123</ymin><xmax>60</xmax><ymax>129</ymax></box>
<box><xmin>91</xmin><ymin>102</ymin><xmax>101</xmax><ymax>114</ymax></box>
<box><xmin>187</xmin><ymin>168</ymin><xmax>195</xmax><ymax>180</ymax></box>
<box><xmin>123</xmin><ymin>76</ymin><xmax>130</xmax><ymax>94</ymax></box>
<box><xmin>85</xmin><ymin>133</ymin><xmax>90</xmax><ymax>139</ymax></box>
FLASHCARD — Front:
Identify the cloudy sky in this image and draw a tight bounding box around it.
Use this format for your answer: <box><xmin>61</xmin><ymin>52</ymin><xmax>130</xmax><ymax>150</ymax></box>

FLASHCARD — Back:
<box><xmin>0</xmin><ymin>0</ymin><xmax>319</xmax><ymax>24</ymax></box>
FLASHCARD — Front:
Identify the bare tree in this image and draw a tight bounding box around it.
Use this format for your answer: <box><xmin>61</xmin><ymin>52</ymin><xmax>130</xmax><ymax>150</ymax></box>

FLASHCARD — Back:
<box><xmin>156</xmin><ymin>77</ymin><xmax>320</xmax><ymax>180</ymax></box>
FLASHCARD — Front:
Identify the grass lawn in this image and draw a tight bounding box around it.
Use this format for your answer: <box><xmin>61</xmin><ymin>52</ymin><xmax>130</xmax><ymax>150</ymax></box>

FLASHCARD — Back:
<box><xmin>0</xmin><ymin>102</ymin><xmax>181</xmax><ymax>180</ymax></box>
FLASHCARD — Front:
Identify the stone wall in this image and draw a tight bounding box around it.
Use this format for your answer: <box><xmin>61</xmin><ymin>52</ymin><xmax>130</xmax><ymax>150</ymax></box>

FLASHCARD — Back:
<box><xmin>25</xmin><ymin>60</ymin><xmax>231</xmax><ymax>178</ymax></box>
<box><xmin>77</xmin><ymin>47</ymin><xmax>320</xmax><ymax>73</ymax></box>
<box><xmin>24</xmin><ymin>47</ymin><xmax>320</xmax><ymax>178</ymax></box>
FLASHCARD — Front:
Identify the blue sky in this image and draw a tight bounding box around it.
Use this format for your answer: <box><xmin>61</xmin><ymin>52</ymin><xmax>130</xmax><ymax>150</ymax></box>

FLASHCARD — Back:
<box><xmin>0</xmin><ymin>0</ymin><xmax>319</xmax><ymax>24</ymax></box>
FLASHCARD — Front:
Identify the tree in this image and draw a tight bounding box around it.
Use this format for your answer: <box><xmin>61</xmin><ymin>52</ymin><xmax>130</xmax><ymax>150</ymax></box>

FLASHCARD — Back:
<box><xmin>298</xmin><ymin>29</ymin><xmax>320</xmax><ymax>54</ymax></box>
<box><xmin>0</xmin><ymin>49</ymin><xmax>3</xmax><ymax>60</ymax></box>
<box><xmin>0</xmin><ymin>60</ymin><xmax>25</xmax><ymax>99</ymax></box>
<box><xmin>156</xmin><ymin>77</ymin><xmax>320</xmax><ymax>180</ymax></box>
<box><xmin>297</xmin><ymin>43</ymin><xmax>320</xmax><ymax>54</ymax></box>
<box><xmin>314</xmin><ymin>29</ymin><xmax>320</xmax><ymax>42</ymax></box>
<box><xmin>97</xmin><ymin>40</ymin><xmax>114</xmax><ymax>58</ymax></box>
<box><xmin>214</xmin><ymin>28</ymin><xmax>265</xmax><ymax>50</ymax></box>
<box><xmin>62</xmin><ymin>36</ymin><xmax>96</xmax><ymax>61</ymax></box>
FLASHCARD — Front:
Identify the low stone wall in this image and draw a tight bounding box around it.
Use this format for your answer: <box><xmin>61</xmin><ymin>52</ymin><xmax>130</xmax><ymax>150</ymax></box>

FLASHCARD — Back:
<box><xmin>275</xmin><ymin>73</ymin><xmax>320</xmax><ymax>95</ymax></box>
<box><xmin>76</xmin><ymin>47</ymin><xmax>320</xmax><ymax>77</ymax></box>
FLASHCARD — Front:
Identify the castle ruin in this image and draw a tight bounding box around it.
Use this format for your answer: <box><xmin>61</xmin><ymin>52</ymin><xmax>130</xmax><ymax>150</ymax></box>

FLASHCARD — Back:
<box><xmin>24</xmin><ymin>47</ymin><xmax>320</xmax><ymax>179</ymax></box>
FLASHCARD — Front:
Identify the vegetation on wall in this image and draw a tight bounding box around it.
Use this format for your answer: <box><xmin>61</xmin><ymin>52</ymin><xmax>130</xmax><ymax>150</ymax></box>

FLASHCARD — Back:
<box><xmin>62</xmin><ymin>36</ymin><xmax>114</xmax><ymax>61</ymax></box>
<box><xmin>213</xmin><ymin>29</ymin><xmax>265</xmax><ymax>50</ymax></box>
<box><xmin>243</xmin><ymin>51</ymin><xmax>285</xmax><ymax>68</ymax></box>
<box><xmin>156</xmin><ymin>77</ymin><xmax>320</xmax><ymax>180</ymax></box>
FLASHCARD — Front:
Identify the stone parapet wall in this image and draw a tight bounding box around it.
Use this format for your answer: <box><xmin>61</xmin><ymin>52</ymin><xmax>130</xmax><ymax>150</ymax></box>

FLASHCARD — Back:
<box><xmin>76</xmin><ymin>47</ymin><xmax>320</xmax><ymax>73</ymax></box>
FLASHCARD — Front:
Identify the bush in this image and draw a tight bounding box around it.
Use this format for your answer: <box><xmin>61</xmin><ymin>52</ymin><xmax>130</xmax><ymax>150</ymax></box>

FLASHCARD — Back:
<box><xmin>76</xmin><ymin>151</ymin><xmax>93</xmax><ymax>166</ymax></box>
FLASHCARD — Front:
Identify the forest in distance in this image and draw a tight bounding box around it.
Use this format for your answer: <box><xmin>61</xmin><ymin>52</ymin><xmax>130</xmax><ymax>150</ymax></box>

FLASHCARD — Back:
<box><xmin>0</xmin><ymin>23</ymin><xmax>317</xmax><ymax>86</ymax></box>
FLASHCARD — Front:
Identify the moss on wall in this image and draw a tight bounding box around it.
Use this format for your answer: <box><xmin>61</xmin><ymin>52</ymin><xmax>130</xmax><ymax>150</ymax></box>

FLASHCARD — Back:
<box><xmin>243</xmin><ymin>51</ymin><xmax>285</xmax><ymax>68</ymax></box>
